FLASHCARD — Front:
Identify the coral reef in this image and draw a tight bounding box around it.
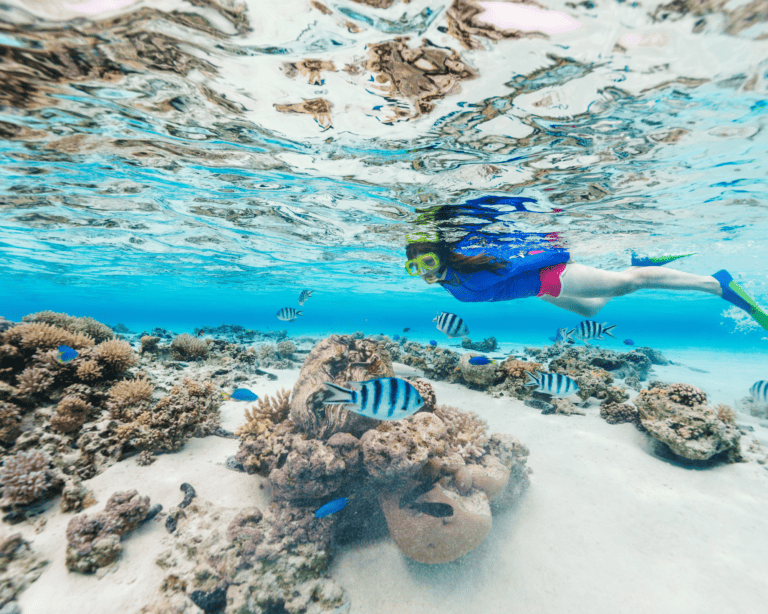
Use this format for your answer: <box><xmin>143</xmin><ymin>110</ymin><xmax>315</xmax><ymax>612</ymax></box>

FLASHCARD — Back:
<box><xmin>0</xmin><ymin>534</ymin><xmax>48</xmax><ymax>610</ymax></box>
<box><xmin>50</xmin><ymin>394</ymin><xmax>92</xmax><ymax>434</ymax></box>
<box><xmin>0</xmin><ymin>450</ymin><xmax>61</xmax><ymax>509</ymax></box>
<box><xmin>276</xmin><ymin>339</ymin><xmax>296</xmax><ymax>359</ymax></box>
<box><xmin>600</xmin><ymin>402</ymin><xmax>639</xmax><ymax>425</ymax></box>
<box><xmin>170</xmin><ymin>333</ymin><xmax>211</xmax><ymax>361</ymax></box>
<box><xmin>0</xmin><ymin>402</ymin><xmax>22</xmax><ymax>449</ymax></box>
<box><xmin>22</xmin><ymin>311</ymin><xmax>114</xmax><ymax>343</ymax></box>
<box><xmin>107</xmin><ymin>378</ymin><xmax>154</xmax><ymax>419</ymax></box>
<box><xmin>140</xmin><ymin>336</ymin><xmax>160</xmax><ymax>354</ymax></box>
<box><xmin>92</xmin><ymin>339</ymin><xmax>136</xmax><ymax>376</ymax></box>
<box><xmin>60</xmin><ymin>476</ymin><xmax>96</xmax><ymax>513</ymax></box>
<box><xmin>143</xmin><ymin>496</ymin><xmax>346</xmax><ymax>614</ymax></box>
<box><xmin>493</xmin><ymin>358</ymin><xmax>542</xmax><ymax>399</ymax></box>
<box><xmin>0</xmin><ymin>317</ymin><xmax>15</xmax><ymax>333</ymax></box>
<box><xmin>234</xmin><ymin>334</ymin><xmax>530</xmax><ymax>566</ymax></box>
<box><xmin>461</xmin><ymin>337</ymin><xmax>497</xmax><ymax>352</ymax></box>
<box><xmin>635</xmin><ymin>383</ymin><xmax>741</xmax><ymax>461</ymax></box>
<box><xmin>65</xmin><ymin>490</ymin><xmax>151</xmax><ymax>573</ymax></box>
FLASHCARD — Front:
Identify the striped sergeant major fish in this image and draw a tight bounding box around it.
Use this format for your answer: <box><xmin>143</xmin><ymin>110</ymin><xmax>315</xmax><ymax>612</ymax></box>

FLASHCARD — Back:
<box><xmin>276</xmin><ymin>307</ymin><xmax>302</xmax><ymax>321</ymax></box>
<box><xmin>322</xmin><ymin>377</ymin><xmax>425</xmax><ymax>420</ymax></box>
<box><xmin>750</xmin><ymin>380</ymin><xmax>768</xmax><ymax>405</ymax></box>
<box><xmin>298</xmin><ymin>289</ymin><xmax>314</xmax><ymax>305</ymax></box>
<box><xmin>525</xmin><ymin>371</ymin><xmax>580</xmax><ymax>398</ymax></box>
<box><xmin>433</xmin><ymin>311</ymin><xmax>469</xmax><ymax>338</ymax></box>
<box><xmin>569</xmin><ymin>320</ymin><xmax>616</xmax><ymax>344</ymax></box>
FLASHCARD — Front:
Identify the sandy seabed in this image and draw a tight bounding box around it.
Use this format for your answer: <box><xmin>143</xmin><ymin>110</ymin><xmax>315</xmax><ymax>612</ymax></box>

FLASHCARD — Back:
<box><xmin>10</xmin><ymin>359</ymin><xmax>768</xmax><ymax>614</ymax></box>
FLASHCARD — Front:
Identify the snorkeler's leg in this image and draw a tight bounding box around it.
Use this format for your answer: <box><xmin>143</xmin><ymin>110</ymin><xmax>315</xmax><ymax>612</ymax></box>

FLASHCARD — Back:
<box><xmin>558</xmin><ymin>263</ymin><xmax>721</xmax><ymax>299</ymax></box>
<box><xmin>539</xmin><ymin>294</ymin><xmax>611</xmax><ymax>317</ymax></box>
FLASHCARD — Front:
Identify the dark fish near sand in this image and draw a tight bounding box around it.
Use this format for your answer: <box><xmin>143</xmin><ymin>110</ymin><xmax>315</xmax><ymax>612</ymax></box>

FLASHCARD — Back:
<box><xmin>525</xmin><ymin>371</ymin><xmax>579</xmax><ymax>398</ymax></box>
<box><xmin>276</xmin><ymin>307</ymin><xmax>302</xmax><ymax>321</ymax></box>
<box><xmin>750</xmin><ymin>380</ymin><xmax>768</xmax><ymax>404</ymax></box>
<box><xmin>468</xmin><ymin>356</ymin><xmax>494</xmax><ymax>366</ymax></box>
<box><xmin>399</xmin><ymin>477</ymin><xmax>441</xmax><ymax>509</ymax></box>
<box><xmin>410</xmin><ymin>502</ymin><xmax>454</xmax><ymax>518</ymax></box>
<box><xmin>298</xmin><ymin>289</ymin><xmax>314</xmax><ymax>305</ymax></box>
<box><xmin>223</xmin><ymin>388</ymin><xmax>258</xmax><ymax>402</ymax></box>
<box><xmin>322</xmin><ymin>377</ymin><xmax>425</xmax><ymax>420</ymax></box>
<box><xmin>433</xmin><ymin>311</ymin><xmax>469</xmax><ymax>338</ymax></box>
<box><xmin>314</xmin><ymin>496</ymin><xmax>350</xmax><ymax>518</ymax></box>
<box><xmin>56</xmin><ymin>345</ymin><xmax>78</xmax><ymax>363</ymax></box>
<box><xmin>623</xmin><ymin>339</ymin><xmax>635</xmax><ymax>346</ymax></box>
<box><xmin>569</xmin><ymin>320</ymin><xmax>616</xmax><ymax>344</ymax></box>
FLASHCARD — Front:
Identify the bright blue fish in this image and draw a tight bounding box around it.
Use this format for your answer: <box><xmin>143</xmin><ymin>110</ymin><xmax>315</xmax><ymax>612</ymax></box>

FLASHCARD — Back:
<box><xmin>623</xmin><ymin>339</ymin><xmax>635</xmax><ymax>346</ymax></box>
<box><xmin>56</xmin><ymin>345</ymin><xmax>78</xmax><ymax>363</ymax></box>
<box><xmin>429</xmin><ymin>340</ymin><xmax>437</xmax><ymax>346</ymax></box>
<box><xmin>315</xmin><ymin>496</ymin><xmax>350</xmax><ymax>518</ymax></box>
<box><xmin>393</xmin><ymin>335</ymin><xmax>400</xmax><ymax>341</ymax></box>
<box><xmin>224</xmin><ymin>388</ymin><xmax>258</xmax><ymax>402</ymax></box>
<box><xmin>468</xmin><ymin>356</ymin><xmax>494</xmax><ymax>366</ymax></box>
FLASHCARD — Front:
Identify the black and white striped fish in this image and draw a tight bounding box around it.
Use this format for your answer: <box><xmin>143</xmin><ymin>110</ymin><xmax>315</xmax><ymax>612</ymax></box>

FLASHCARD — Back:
<box><xmin>433</xmin><ymin>311</ymin><xmax>469</xmax><ymax>338</ymax></box>
<box><xmin>298</xmin><ymin>289</ymin><xmax>314</xmax><ymax>305</ymax></box>
<box><xmin>276</xmin><ymin>307</ymin><xmax>302</xmax><ymax>321</ymax></box>
<box><xmin>322</xmin><ymin>377</ymin><xmax>425</xmax><ymax>420</ymax></box>
<box><xmin>568</xmin><ymin>320</ymin><xmax>617</xmax><ymax>344</ymax></box>
<box><xmin>750</xmin><ymin>380</ymin><xmax>768</xmax><ymax>405</ymax></box>
<box><xmin>525</xmin><ymin>371</ymin><xmax>580</xmax><ymax>397</ymax></box>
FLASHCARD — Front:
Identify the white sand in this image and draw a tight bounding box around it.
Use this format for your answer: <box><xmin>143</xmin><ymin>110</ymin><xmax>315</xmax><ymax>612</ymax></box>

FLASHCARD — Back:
<box><xmin>6</xmin><ymin>364</ymin><xmax>768</xmax><ymax>614</ymax></box>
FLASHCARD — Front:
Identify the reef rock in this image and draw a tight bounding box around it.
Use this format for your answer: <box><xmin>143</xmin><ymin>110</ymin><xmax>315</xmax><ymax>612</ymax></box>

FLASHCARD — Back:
<box><xmin>289</xmin><ymin>335</ymin><xmax>394</xmax><ymax>438</ymax></box>
<box><xmin>458</xmin><ymin>353</ymin><xmax>499</xmax><ymax>387</ymax></box>
<box><xmin>379</xmin><ymin>482</ymin><xmax>492</xmax><ymax>565</ymax></box>
<box><xmin>635</xmin><ymin>383</ymin><xmax>741</xmax><ymax>461</ymax></box>
<box><xmin>361</xmin><ymin>413</ymin><xmax>446</xmax><ymax>485</ymax></box>
<box><xmin>0</xmin><ymin>534</ymin><xmax>48</xmax><ymax>609</ymax></box>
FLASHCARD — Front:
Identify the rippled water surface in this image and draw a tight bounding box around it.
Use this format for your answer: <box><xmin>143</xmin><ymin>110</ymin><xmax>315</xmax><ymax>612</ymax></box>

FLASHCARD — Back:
<box><xmin>2</xmin><ymin>0</ymin><xmax>767</xmax><ymax>318</ymax></box>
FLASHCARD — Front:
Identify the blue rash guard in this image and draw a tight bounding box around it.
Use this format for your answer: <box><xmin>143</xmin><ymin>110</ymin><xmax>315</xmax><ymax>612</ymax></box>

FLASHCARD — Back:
<box><xmin>440</xmin><ymin>231</ymin><xmax>570</xmax><ymax>302</ymax></box>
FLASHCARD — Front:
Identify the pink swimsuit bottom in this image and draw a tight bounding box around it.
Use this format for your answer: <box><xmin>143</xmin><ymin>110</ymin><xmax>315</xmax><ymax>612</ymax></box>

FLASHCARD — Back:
<box><xmin>537</xmin><ymin>262</ymin><xmax>567</xmax><ymax>298</ymax></box>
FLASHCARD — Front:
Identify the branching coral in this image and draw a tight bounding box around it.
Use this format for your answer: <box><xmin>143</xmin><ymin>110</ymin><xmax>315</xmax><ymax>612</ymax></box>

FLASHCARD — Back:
<box><xmin>76</xmin><ymin>359</ymin><xmax>102</xmax><ymax>382</ymax></box>
<box><xmin>0</xmin><ymin>401</ymin><xmax>22</xmax><ymax>447</ymax></box>
<box><xmin>170</xmin><ymin>333</ymin><xmax>210</xmax><ymax>360</ymax></box>
<box><xmin>93</xmin><ymin>339</ymin><xmax>136</xmax><ymax>376</ymax></box>
<box><xmin>6</xmin><ymin>322</ymin><xmax>94</xmax><ymax>352</ymax></box>
<box><xmin>276</xmin><ymin>340</ymin><xmax>296</xmax><ymax>359</ymax></box>
<box><xmin>237</xmin><ymin>389</ymin><xmax>291</xmax><ymax>437</ymax></box>
<box><xmin>108</xmin><ymin>378</ymin><xmax>154</xmax><ymax>419</ymax></box>
<box><xmin>715</xmin><ymin>404</ymin><xmax>737</xmax><ymax>424</ymax></box>
<box><xmin>235</xmin><ymin>389</ymin><xmax>296</xmax><ymax>476</ymax></box>
<box><xmin>15</xmin><ymin>366</ymin><xmax>55</xmax><ymax>397</ymax></box>
<box><xmin>51</xmin><ymin>394</ymin><xmax>92</xmax><ymax>434</ymax></box>
<box><xmin>0</xmin><ymin>450</ymin><xmax>52</xmax><ymax>507</ymax></box>
<box><xmin>140</xmin><ymin>336</ymin><xmax>160</xmax><ymax>354</ymax></box>
<box><xmin>666</xmin><ymin>383</ymin><xmax>707</xmax><ymax>406</ymax></box>
<box><xmin>22</xmin><ymin>311</ymin><xmax>113</xmax><ymax>342</ymax></box>
<box><xmin>433</xmin><ymin>404</ymin><xmax>489</xmax><ymax>460</ymax></box>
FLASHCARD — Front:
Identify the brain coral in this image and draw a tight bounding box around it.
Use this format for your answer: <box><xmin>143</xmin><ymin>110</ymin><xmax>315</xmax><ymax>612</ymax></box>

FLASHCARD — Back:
<box><xmin>0</xmin><ymin>450</ymin><xmax>52</xmax><ymax>507</ymax></box>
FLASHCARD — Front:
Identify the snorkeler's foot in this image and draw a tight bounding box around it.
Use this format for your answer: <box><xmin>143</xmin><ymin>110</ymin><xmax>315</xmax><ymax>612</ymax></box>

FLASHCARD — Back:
<box><xmin>713</xmin><ymin>269</ymin><xmax>768</xmax><ymax>331</ymax></box>
<box><xmin>631</xmin><ymin>252</ymin><xmax>696</xmax><ymax>267</ymax></box>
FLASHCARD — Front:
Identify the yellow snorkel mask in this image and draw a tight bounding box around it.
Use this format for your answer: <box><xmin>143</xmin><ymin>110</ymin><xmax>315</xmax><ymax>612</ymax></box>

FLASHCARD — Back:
<box><xmin>405</xmin><ymin>252</ymin><xmax>441</xmax><ymax>277</ymax></box>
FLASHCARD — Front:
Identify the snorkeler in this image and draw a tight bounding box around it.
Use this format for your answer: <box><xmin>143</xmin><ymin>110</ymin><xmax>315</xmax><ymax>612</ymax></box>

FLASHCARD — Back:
<box><xmin>405</xmin><ymin>198</ymin><xmax>768</xmax><ymax>330</ymax></box>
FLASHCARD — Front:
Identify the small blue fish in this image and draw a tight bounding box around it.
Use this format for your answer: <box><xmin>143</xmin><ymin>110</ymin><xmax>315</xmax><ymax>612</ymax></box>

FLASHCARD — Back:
<box><xmin>623</xmin><ymin>339</ymin><xmax>635</xmax><ymax>346</ymax></box>
<box><xmin>223</xmin><ymin>388</ymin><xmax>258</xmax><ymax>402</ymax></box>
<box><xmin>56</xmin><ymin>345</ymin><xmax>78</xmax><ymax>363</ymax></box>
<box><xmin>393</xmin><ymin>335</ymin><xmax>400</xmax><ymax>341</ymax></box>
<box><xmin>315</xmin><ymin>496</ymin><xmax>350</xmax><ymax>518</ymax></box>
<box><xmin>468</xmin><ymin>356</ymin><xmax>494</xmax><ymax>366</ymax></box>
<box><xmin>429</xmin><ymin>340</ymin><xmax>437</xmax><ymax>346</ymax></box>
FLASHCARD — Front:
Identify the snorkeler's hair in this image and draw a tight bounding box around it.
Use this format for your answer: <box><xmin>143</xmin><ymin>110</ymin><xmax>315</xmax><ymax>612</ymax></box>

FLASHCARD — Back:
<box><xmin>406</xmin><ymin>240</ymin><xmax>506</xmax><ymax>280</ymax></box>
